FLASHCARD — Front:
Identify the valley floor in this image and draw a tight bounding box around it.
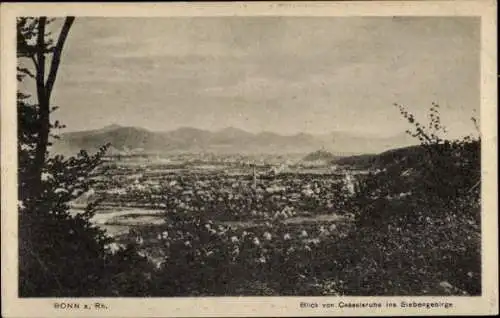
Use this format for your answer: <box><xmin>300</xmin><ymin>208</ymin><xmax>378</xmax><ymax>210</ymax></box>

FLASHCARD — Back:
<box><xmin>70</xmin><ymin>155</ymin><xmax>481</xmax><ymax>296</ymax></box>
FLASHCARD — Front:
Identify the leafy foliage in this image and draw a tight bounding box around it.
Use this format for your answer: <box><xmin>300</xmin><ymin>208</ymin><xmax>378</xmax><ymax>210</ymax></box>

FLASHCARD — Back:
<box><xmin>135</xmin><ymin>210</ymin><xmax>353</xmax><ymax>296</ymax></box>
<box><xmin>339</xmin><ymin>103</ymin><xmax>481</xmax><ymax>295</ymax></box>
<box><xmin>17</xmin><ymin>17</ymin><xmax>150</xmax><ymax>297</ymax></box>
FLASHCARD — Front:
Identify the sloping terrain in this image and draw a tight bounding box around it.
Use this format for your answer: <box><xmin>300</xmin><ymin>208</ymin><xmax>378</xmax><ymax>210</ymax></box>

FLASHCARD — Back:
<box><xmin>51</xmin><ymin>125</ymin><xmax>416</xmax><ymax>156</ymax></box>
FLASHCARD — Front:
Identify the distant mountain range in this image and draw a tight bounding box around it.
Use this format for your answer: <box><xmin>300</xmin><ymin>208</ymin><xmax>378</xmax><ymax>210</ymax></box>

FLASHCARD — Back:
<box><xmin>51</xmin><ymin>125</ymin><xmax>417</xmax><ymax>156</ymax></box>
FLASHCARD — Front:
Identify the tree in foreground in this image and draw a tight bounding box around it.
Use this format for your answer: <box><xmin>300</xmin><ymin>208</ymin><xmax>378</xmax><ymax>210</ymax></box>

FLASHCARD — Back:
<box><xmin>17</xmin><ymin>17</ymin><xmax>153</xmax><ymax>296</ymax></box>
<box><xmin>338</xmin><ymin>103</ymin><xmax>481</xmax><ymax>295</ymax></box>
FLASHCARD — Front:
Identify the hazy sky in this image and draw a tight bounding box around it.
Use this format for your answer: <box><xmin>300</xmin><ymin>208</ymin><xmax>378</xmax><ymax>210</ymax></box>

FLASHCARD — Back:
<box><xmin>42</xmin><ymin>17</ymin><xmax>479</xmax><ymax>137</ymax></box>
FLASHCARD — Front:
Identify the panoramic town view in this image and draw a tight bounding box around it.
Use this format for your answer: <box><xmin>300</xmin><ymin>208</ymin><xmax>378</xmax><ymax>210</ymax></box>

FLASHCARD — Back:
<box><xmin>17</xmin><ymin>16</ymin><xmax>481</xmax><ymax>298</ymax></box>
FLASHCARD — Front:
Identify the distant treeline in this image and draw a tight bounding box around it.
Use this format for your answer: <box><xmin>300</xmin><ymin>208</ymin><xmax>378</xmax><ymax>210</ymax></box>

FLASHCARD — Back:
<box><xmin>334</xmin><ymin>144</ymin><xmax>448</xmax><ymax>169</ymax></box>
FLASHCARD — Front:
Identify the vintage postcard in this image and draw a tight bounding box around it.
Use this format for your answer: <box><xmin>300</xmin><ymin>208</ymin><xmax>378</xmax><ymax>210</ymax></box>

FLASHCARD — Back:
<box><xmin>1</xmin><ymin>1</ymin><xmax>498</xmax><ymax>317</ymax></box>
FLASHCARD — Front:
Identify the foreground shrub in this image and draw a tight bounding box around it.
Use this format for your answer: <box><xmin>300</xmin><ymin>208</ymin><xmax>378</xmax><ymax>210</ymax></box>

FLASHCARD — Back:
<box><xmin>337</xmin><ymin>103</ymin><xmax>481</xmax><ymax>295</ymax></box>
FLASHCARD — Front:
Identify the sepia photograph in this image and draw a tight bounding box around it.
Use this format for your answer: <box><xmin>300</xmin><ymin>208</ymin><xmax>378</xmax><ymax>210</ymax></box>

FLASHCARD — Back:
<box><xmin>1</xmin><ymin>1</ymin><xmax>498</xmax><ymax>317</ymax></box>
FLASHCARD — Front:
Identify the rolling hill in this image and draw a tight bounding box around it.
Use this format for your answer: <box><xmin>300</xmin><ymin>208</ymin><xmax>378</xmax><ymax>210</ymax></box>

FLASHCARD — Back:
<box><xmin>302</xmin><ymin>149</ymin><xmax>337</xmax><ymax>162</ymax></box>
<box><xmin>51</xmin><ymin>125</ymin><xmax>417</xmax><ymax>156</ymax></box>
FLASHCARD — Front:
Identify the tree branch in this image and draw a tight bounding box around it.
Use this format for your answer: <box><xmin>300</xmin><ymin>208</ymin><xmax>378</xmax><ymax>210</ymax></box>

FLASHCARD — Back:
<box><xmin>30</xmin><ymin>55</ymin><xmax>39</xmax><ymax>72</ymax></box>
<box><xmin>45</xmin><ymin>17</ymin><xmax>75</xmax><ymax>99</ymax></box>
<box><xmin>31</xmin><ymin>17</ymin><xmax>48</xmax><ymax>198</ymax></box>
<box><xmin>469</xmin><ymin>180</ymin><xmax>480</xmax><ymax>193</ymax></box>
<box><xmin>35</xmin><ymin>17</ymin><xmax>46</xmax><ymax>94</ymax></box>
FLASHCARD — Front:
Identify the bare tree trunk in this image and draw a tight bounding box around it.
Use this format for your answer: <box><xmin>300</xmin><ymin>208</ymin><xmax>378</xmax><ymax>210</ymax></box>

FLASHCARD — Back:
<box><xmin>31</xmin><ymin>17</ymin><xmax>75</xmax><ymax>199</ymax></box>
<box><xmin>19</xmin><ymin>17</ymin><xmax>76</xmax><ymax>295</ymax></box>
<box><xmin>31</xmin><ymin>17</ymin><xmax>47</xmax><ymax>198</ymax></box>
<box><xmin>46</xmin><ymin>17</ymin><xmax>75</xmax><ymax>98</ymax></box>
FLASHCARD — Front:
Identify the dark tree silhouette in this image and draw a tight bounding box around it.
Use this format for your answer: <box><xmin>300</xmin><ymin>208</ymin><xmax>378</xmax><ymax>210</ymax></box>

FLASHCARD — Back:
<box><xmin>17</xmin><ymin>17</ymin><xmax>74</xmax><ymax>200</ymax></box>
<box><xmin>17</xmin><ymin>17</ymin><xmax>153</xmax><ymax>297</ymax></box>
<box><xmin>341</xmin><ymin>103</ymin><xmax>482</xmax><ymax>295</ymax></box>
